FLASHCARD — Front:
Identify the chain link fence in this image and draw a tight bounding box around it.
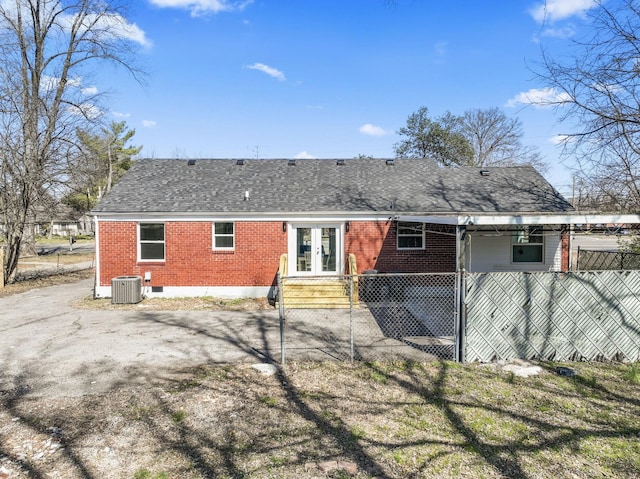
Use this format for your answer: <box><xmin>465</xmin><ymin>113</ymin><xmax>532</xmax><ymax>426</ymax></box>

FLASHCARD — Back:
<box><xmin>577</xmin><ymin>248</ymin><xmax>640</xmax><ymax>270</ymax></box>
<box><xmin>278</xmin><ymin>273</ymin><xmax>458</xmax><ymax>363</ymax></box>
<box><xmin>278</xmin><ymin>268</ymin><xmax>640</xmax><ymax>364</ymax></box>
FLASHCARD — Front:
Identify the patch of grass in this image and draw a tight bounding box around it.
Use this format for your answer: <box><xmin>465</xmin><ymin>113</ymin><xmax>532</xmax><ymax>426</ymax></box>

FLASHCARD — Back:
<box><xmin>5</xmin><ymin>361</ymin><xmax>640</xmax><ymax>478</ymax></box>
<box><xmin>575</xmin><ymin>374</ymin><xmax>601</xmax><ymax>398</ymax></box>
<box><xmin>504</xmin><ymin>370</ymin><xmax>517</xmax><ymax>384</ymax></box>
<box><xmin>126</xmin><ymin>404</ymin><xmax>158</xmax><ymax>421</ymax></box>
<box><xmin>349</xmin><ymin>425</ymin><xmax>366</xmax><ymax>442</ymax></box>
<box><xmin>171</xmin><ymin>409</ymin><xmax>187</xmax><ymax>423</ymax></box>
<box><xmin>132</xmin><ymin>471</ymin><xmax>168</xmax><ymax>479</ymax></box>
<box><xmin>269</xmin><ymin>456</ymin><xmax>287</xmax><ymax>466</ymax></box>
<box><xmin>392</xmin><ymin>449</ymin><xmax>409</xmax><ymax>466</ymax></box>
<box><xmin>370</xmin><ymin>370</ymin><xmax>388</xmax><ymax>384</ymax></box>
<box><xmin>171</xmin><ymin>378</ymin><xmax>201</xmax><ymax>392</ymax></box>
<box><xmin>0</xmin><ymin>269</ymin><xmax>93</xmax><ymax>298</ymax></box>
<box><xmin>623</xmin><ymin>362</ymin><xmax>640</xmax><ymax>384</ymax></box>
<box><xmin>259</xmin><ymin>395</ymin><xmax>278</xmax><ymax>407</ymax></box>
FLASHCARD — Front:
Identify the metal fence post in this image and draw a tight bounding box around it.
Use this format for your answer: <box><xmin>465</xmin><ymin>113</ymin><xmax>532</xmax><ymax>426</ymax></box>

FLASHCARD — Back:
<box><xmin>455</xmin><ymin>269</ymin><xmax>466</xmax><ymax>363</ymax></box>
<box><xmin>277</xmin><ymin>273</ymin><xmax>285</xmax><ymax>366</ymax></box>
<box><xmin>349</xmin><ymin>273</ymin><xmax>355</xmax><ymax>361</ymax></box>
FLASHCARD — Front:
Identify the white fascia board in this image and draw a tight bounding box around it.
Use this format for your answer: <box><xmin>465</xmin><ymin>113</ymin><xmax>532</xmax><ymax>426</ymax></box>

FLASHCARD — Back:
<box><xmin>398</xmin><ymin>213</ymin><xmax>640</xmax><ymax>226</ymax></box>
<box><xmin>395</xmin><ymin>215</ymin><xmax>459</xmax><ymax>225</ymax></box>
<box><xmin>94</xmin><ymin>212</ymin><xmax>640</xmax><ymax>225</ymax></box>
<box><xmin>92</xmin><ymin>212</ymin><xmax>395</xmax><ymax>222</ymax></box>
<box><xmin>461</xmin><ymin>214</ymin><xmax>640</xmax><ymax>226</ymax></box>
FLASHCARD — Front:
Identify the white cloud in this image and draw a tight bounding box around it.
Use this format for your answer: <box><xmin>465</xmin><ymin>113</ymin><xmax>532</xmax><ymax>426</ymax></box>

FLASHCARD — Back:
<box><xmin>506</xmin><ymin>87</ymin><xmax>572</xmax><ymax>108</ymax></box>
<box><xmin>539</xmin><ymin>25</ymin><xmax>576</xmax><ymax>39</ymax></box>
<box><xmin>149</xmin><ymin>0</ymin><xmax>253</xmax><ymax>17</ymax></box>
<box><xmin>246</xmin><ymin>63</ymin><xmax>286</xmax><ymax>81</ymax></box>
<box><xmin>81</xmin><ymin>86</ymin><xmax>98</xmax><ymax>95</ymax></box>
<box><xmin>529</xmin><ymin>0</ymin><xmax>598</xmax><ymax>23</ymax></box>
<box><xmin>142</xmin><ymin>120</ymin><xmax>157</xmax><ymax>128</ymax></box>
<box><xmin>0</xmin><ymin>1</ymin><xmax>149</xmax><ymax>46</ymax></box>
<box><xmin>40</xmin><ymin>75</ymin><xmax>81</xmax><ymax>92</ymax></box>
<box><xmin>550</xmin><ymin>134</ymin><xmax>577</xmax><ymax>145</ymax></box>
<box><xmin>68</xmin><ymin>103</ymin><xmax>103</xmax><ymax>120</ymax></box>
<box><xmin>294</xmin><ymin>151</ymin><xmax>315</xmax><ymax>159</ymax></box>
<box><xmin>57</xmin><ymin>12</ymin><xmax>150</xmax><ymax>47</ymax></box>
<box><xmin>112</xmin><ymin>111</ymin><xmax>131</xmax><ymax>118</ymax></box>
<box><xmin>359</xmin><ymin>123</ymin><xmax>388</xmax><ymax>136</ymax></box>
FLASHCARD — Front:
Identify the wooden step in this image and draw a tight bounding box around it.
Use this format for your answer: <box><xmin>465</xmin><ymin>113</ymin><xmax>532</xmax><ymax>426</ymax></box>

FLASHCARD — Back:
<box><xmin>279</xmin><ymin>278</ymin><xmax>359</xmax><ymax>309</ymax></box>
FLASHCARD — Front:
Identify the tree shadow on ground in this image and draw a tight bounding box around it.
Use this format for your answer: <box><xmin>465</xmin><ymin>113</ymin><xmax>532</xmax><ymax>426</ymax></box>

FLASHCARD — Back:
<box><xmin>2</xmin><ymin>308</ymin><xmax>640</xmax><ymax>477</ymax></box>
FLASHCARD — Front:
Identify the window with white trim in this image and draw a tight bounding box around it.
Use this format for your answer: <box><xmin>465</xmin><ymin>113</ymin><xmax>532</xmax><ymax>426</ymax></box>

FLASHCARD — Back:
<box><xmin>213</xmin><ymin>222</ymin><xmax>235</xmax><ymax>250</ymax></box>
<box><xmin>397</xmin><ymin>222</ymin><xmax>425</xmax><ymax>250</ymax></box>
<box><xmin>139</xmin><ymin>223</ymin><xmax>165</xmax><ymax>261</ymax></box>
<box><xmin>512</xmin><ymin>227</ymin><xmax>544</xmax><ymax>263</ymax></box>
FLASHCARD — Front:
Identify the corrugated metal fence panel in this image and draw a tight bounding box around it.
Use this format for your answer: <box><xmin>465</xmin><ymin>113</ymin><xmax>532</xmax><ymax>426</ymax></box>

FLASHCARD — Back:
<box><xmin>464</xmin><ymin>271</ymin><xmax>640</xmax><ymax>362</ymax></box>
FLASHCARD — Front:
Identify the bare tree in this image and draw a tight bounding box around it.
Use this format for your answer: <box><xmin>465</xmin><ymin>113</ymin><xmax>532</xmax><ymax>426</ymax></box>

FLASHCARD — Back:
<box><xmin>572</xmin><ymin>130</ymin><xmax>640</xmax><ymax>212</ymax></box>
<box><xmin>536</xmin><ymin>0</ymin><xmax>640</xmax><ymax>211</ymax></box>
<box><xmin>0</xmin><ymin>0</ymin><xmax>144</xmax><ymax>283</ymax></box>
<box><xmin>460</xmin><ymin>107</ymin><xmax>546</xmax><ymax>172</ymax></box>
<box><xmin>395</xmin><ymin>106</ymin><xmax>546</xmax><ymax>170</ymax></box>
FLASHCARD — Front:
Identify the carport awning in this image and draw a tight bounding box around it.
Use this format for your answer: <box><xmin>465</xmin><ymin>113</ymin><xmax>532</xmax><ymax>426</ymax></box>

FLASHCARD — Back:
<box><xmin>396</xmin><ymin>214</ymin><xmax>640</xmax><ymax>226</ymax></box>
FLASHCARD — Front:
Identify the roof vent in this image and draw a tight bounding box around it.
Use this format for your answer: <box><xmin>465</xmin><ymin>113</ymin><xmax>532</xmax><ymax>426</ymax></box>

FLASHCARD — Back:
<box><xmin>236</xmin><ymin>159</ymin><xmax>245</xmax><ymax>166</ymax></box>
<box><xmin>386</xmin><ymin>159</ymin><xmax>395</xmax><ymax>166</ymax></box>
<box><xmin>187</xmin><ymin>159</ymin><xmax>196</xmax><ymax>166</ymax></box>
<box><xmin>288</xmin><ymin>159</ymin><xmax>296</xmax><ymax>166</ymax></box>
<box><xmin>480</xmin><ymin>169</ymin><xmax>490</xmax><ymax>176</ymax></box>
<box><xmin>336</xmin><ymin>159</ymin><xmax>345</xmax><ymax>166</ymax></box>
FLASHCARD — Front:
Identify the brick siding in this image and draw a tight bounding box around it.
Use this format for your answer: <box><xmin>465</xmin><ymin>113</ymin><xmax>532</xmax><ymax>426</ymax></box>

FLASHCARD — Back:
<box><xmin>561</xmin><ymin>227</ymin><xmax>570</xmax><ymax>271</ymax></box>
<box><xmin>345</xmin><ymin>221</ymin><xmax>456</xmax><ymax>273</ymax></box>
<box><xmin>98</xmin><ymin>220</ymin><xmax>457</xmax><ymax>288</ymax></box>
<box><xmin>98</xmin><ymin>221</ymin><xmax>287</xmax><ymax>287</ymax></box>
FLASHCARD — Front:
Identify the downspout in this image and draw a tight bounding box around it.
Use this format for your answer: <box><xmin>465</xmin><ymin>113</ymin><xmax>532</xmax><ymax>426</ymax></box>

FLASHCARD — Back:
<box><xmin>93</xmin><ymin>215</ymin><xmax>100</xmax><ymax>299</ymax></box>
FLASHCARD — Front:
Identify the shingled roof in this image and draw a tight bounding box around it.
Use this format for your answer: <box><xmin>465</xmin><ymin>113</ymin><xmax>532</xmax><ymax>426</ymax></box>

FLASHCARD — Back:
<box><xmin>92</xmin><ymin>158</ymin><xmax>573</xmax><ymax>216</ymax></box>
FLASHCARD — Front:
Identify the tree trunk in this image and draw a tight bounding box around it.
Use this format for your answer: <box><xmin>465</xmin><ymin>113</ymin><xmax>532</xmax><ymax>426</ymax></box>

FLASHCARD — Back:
<box><xmin>0</xmin><ymin>247</ymin><xmax>5</xmax><ymax>289</ymax></box>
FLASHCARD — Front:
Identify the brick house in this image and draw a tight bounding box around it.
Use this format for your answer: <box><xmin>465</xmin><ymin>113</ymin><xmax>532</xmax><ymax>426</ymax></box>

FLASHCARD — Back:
<box><xmin>91</xmin><ymin>158</ymin><xmax>575</xmax><ymax>299</ymax></box>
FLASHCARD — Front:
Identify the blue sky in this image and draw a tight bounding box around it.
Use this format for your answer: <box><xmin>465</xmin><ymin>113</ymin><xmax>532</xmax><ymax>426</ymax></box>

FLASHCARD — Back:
<box><xmin>95</xmin><ymin>0</ymin><xmax>601</xmax><ymax>197</ymax></box>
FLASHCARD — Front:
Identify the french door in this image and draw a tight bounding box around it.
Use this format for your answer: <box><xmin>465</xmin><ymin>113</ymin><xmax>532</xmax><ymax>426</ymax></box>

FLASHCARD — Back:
<box><xmin>288</xmin><ymin>224</ymin><xmax>342</xmax><ymax>275</ymax></box>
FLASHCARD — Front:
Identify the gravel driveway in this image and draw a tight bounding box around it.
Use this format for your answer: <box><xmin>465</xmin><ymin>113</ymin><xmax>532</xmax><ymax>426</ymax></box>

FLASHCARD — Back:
<box><xmin>0</xmin><ymin>279</ymin><xmax>281</xmax><ymax>398</ymax></box>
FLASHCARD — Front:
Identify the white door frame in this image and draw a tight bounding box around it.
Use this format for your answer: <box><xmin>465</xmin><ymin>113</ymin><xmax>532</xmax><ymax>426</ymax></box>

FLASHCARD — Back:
<box><xmin>287</xmin><ymin>223</ymin><xmax>344</xmax><ymax>276</ymax></box>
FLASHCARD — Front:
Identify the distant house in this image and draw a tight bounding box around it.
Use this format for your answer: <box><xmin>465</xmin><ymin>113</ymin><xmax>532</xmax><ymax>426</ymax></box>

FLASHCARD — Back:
<box><xmin>39</xmin><ymin>204</ymin><xmax>94</xmax><ymax>237</ymax></box>
<box><xmin>0</xmin><ymin>202</ymin><xmax>92</xmax><ymax>241</ymax></box>
<box><xmin>91</xmin><ymin>158</ymin><xmax>576</xmax><ymax>299</ymax></box>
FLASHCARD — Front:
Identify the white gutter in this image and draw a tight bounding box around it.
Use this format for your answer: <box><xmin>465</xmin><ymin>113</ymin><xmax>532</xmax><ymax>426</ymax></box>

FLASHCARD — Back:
<box><xmin>398</xmin><ymin>214</ymin><xmax>640</xmax><ymax>226</ymax></box>
<box><xmin>93</xmin><ymin>211</ymin><xmax>640</xmax><ymax>226</ymax></box>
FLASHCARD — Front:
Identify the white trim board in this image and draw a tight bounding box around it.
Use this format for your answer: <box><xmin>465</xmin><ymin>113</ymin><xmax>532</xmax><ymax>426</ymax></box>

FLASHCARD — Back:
<box><xmin>398</xmin><ymin>214</ymin><xmax>640</xmax><ymax>226</ymax></box>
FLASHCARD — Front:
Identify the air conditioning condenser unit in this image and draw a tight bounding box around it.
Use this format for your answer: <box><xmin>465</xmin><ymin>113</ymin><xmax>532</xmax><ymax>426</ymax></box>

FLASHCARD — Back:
<box><xmin>111</xmin><ymin>276</ymin><xmax>142</xmax><ymax>304</ymax></box>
